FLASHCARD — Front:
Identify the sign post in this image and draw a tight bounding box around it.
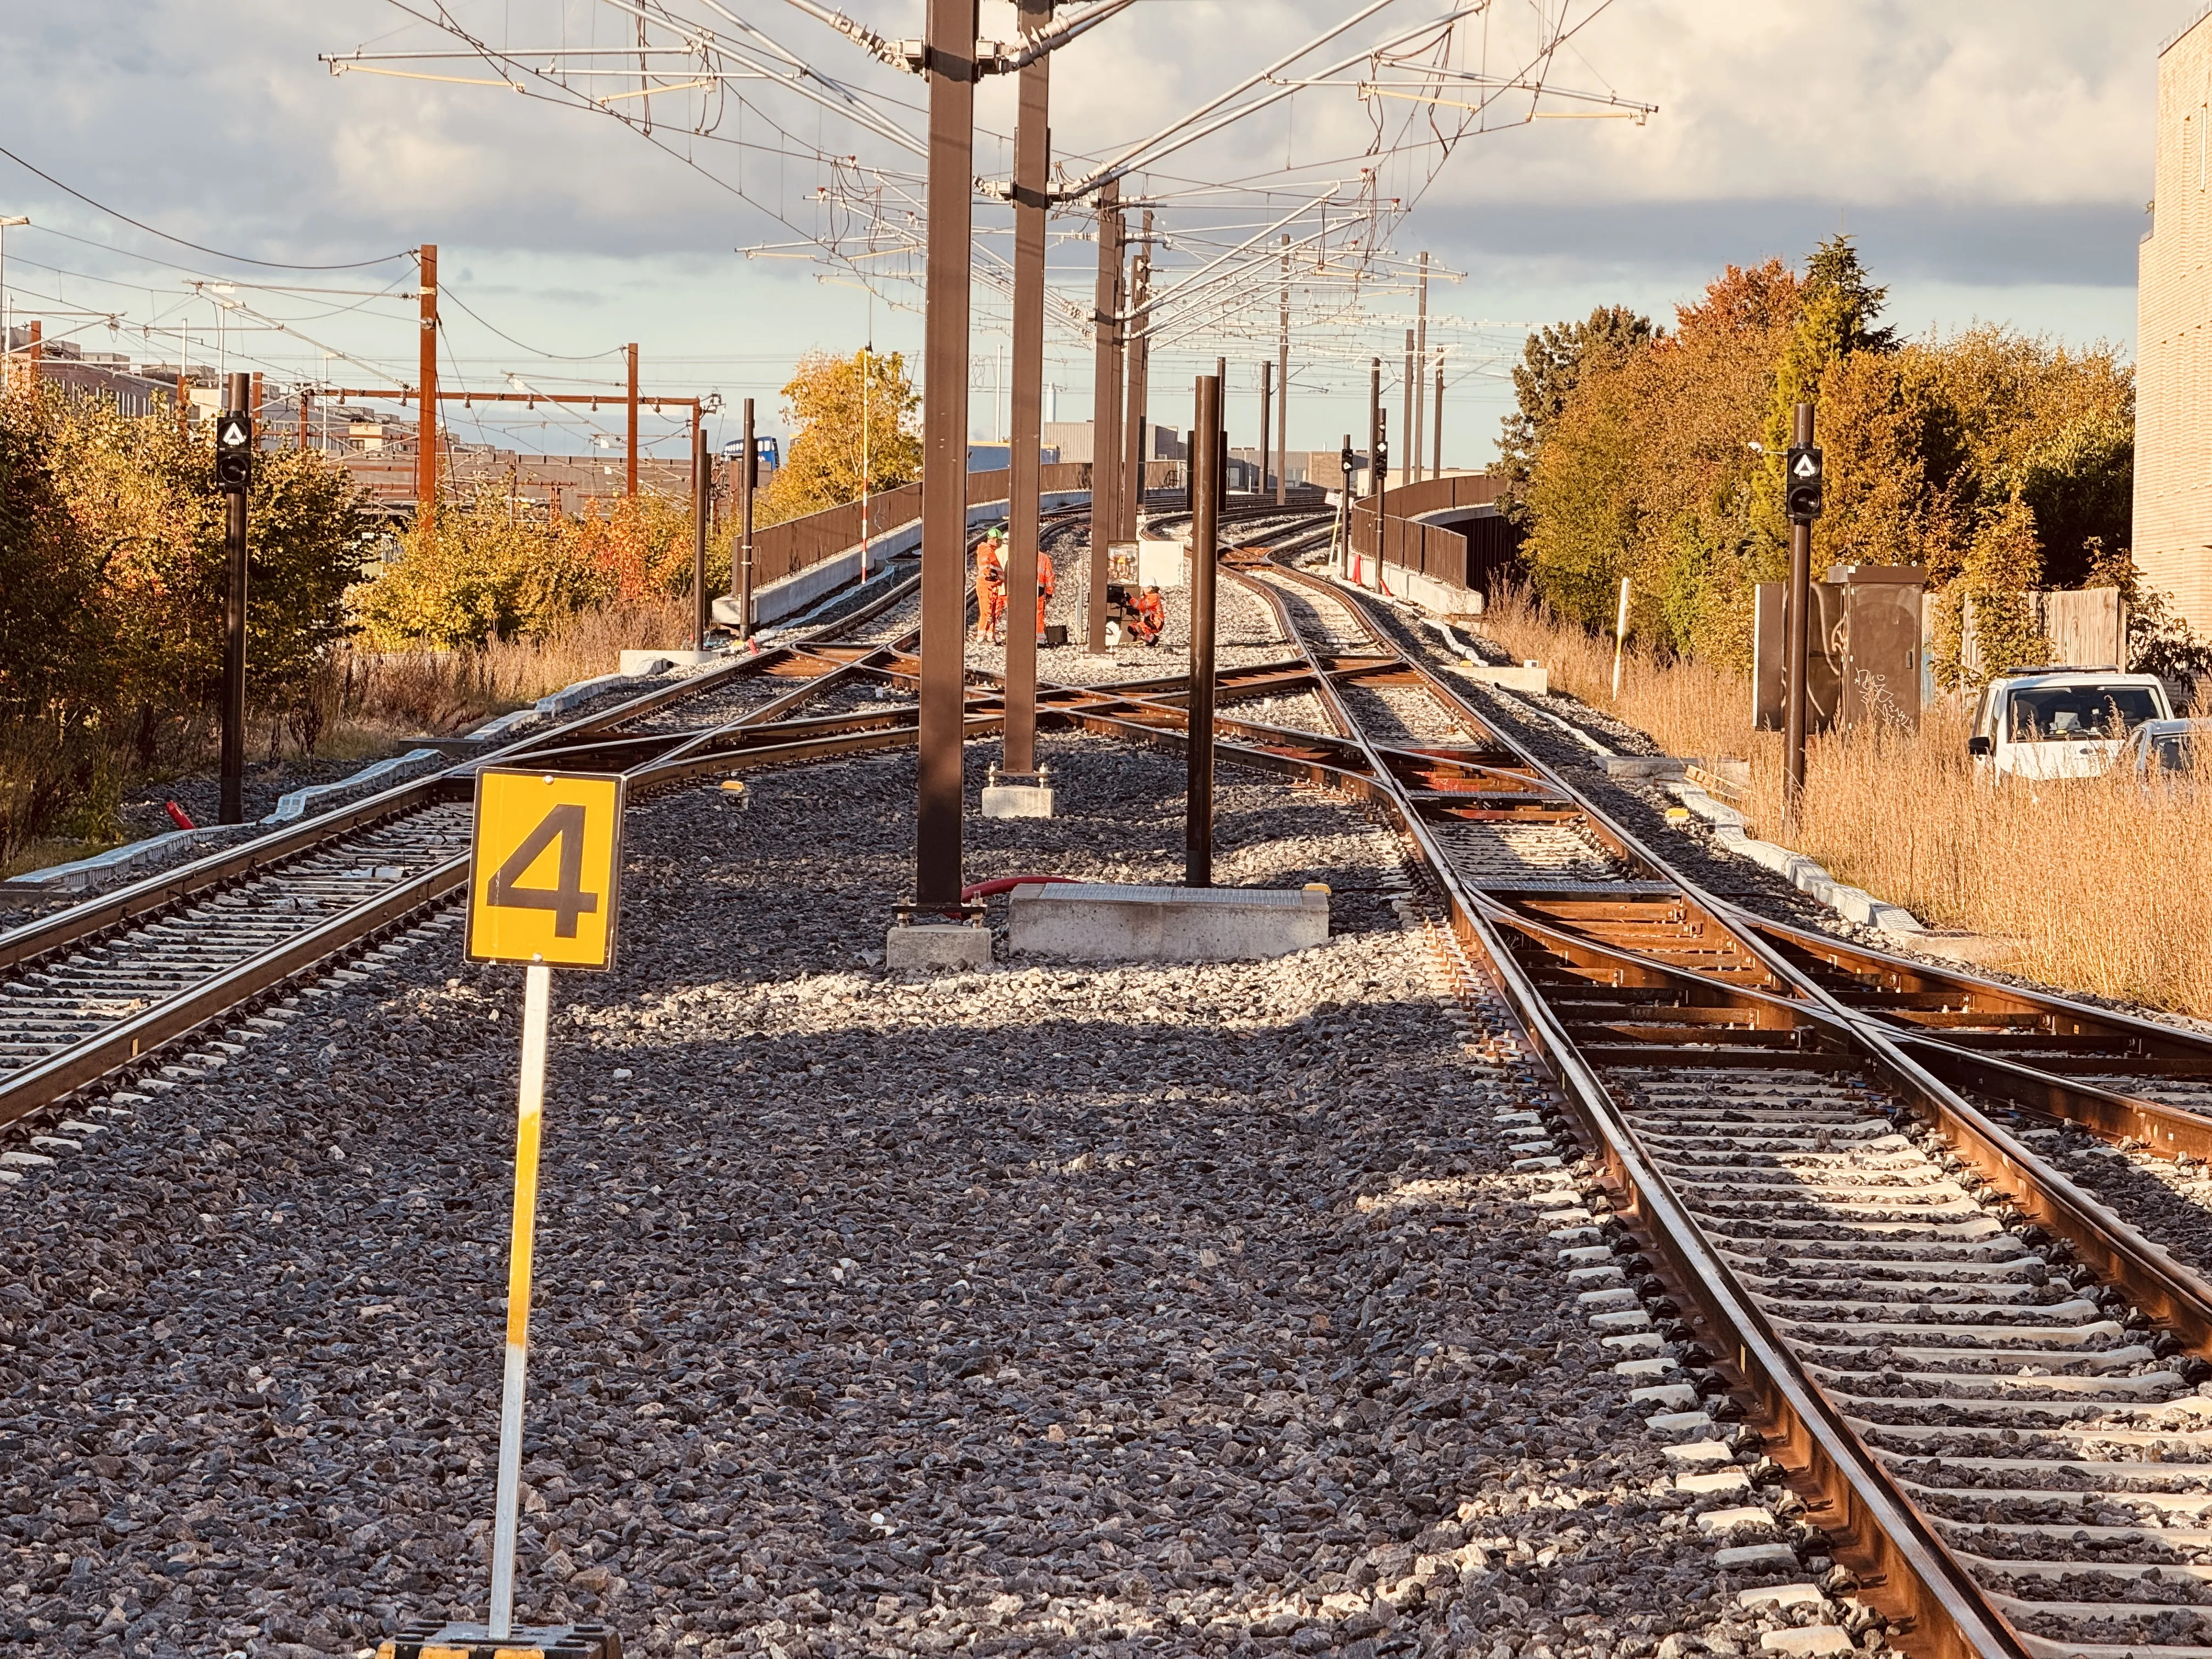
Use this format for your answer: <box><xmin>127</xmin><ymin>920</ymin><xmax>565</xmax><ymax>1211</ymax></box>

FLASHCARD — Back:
<box><xmin>382</xmin><ymin>769</ymin><xmax>625</xmax><ymax>1659</ymax></box>
<box><xmin>1782</xmin><ymin>404</ymin><xmax>1824</xmax><ymax>838</ymax></box>
<box><xmin>215</xmin><ymin>376</ymin><xmax>253</xmax><ymax>825</ymax></box>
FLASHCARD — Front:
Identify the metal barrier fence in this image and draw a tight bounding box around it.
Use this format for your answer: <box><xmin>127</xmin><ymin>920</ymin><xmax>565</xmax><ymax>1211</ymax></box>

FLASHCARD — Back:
<box><xmin>1348</xmin><ymin>473</ymin><xmax>1504</xmax><ymax>591</ymax></box>
<box><xmin>748</xmin><ymin>460</ymin><xmax>1092</xmax><ymax>585</ymax></box>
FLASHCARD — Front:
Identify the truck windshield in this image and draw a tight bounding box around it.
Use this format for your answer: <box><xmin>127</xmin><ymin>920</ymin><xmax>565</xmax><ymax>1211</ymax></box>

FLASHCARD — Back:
<box><xmin>2007</xmin><ymin>685</ymin><xmax>2164</xmax><ymax>741</ymax></box>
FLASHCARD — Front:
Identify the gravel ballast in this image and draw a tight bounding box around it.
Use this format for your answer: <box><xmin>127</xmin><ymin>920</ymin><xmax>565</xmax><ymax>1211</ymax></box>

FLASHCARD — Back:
<box><xmin>1</xmin><ymin>733</ymin><xmax>1831</xmax><ymax>1659</ymax></box>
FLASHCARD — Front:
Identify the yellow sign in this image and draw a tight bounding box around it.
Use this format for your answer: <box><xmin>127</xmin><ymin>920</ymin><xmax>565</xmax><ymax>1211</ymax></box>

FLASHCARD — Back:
<box><xmin>466</xmin><ymin>769</ymin><xmax>626</xmax><ymax>970</ymax></box>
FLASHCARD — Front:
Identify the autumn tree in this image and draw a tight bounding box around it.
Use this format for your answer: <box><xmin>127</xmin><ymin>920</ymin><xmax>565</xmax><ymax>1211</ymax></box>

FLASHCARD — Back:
<box><xmin>759</xmin><ymin>348</ymin><xmax>921</xmax><ymax>524</ymax></box>
<box><xmin>1492</xmin><ymin>306</ymin><xmax>1654</xmax><ymax>524</ymax></box>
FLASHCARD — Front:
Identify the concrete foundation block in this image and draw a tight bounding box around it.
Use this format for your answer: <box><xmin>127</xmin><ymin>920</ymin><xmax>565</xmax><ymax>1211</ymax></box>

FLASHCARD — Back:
<box><xmin>1457</xmin><ymin>663</ymin><xmax>1550</xmax><ymax>695</ymax></box>
<box><xmin>980</xmin><ymin>785</ymin><xmax>1056</xmax><ymax>819</ymax></box>
<box><xmin>1598</xmin><ymin>755</ymin><xmax>1690</xmax><ymax>781</ymax></box>
<box><xmin>1759</xmin><ymin>1628</ymin><xmax>1852</xmax><ymax>1658</ymax></box>
<box><xmin>619</xmin><ymin>648</ymin><xmax>716</xmax><ymax>675</ymax></box>
<box><xmin>1007</xmin><ymin>882</ymin><xmax>1328</xmax><ymax>962</ymax></box>
<box><xmin>884</xmin><ymin>923</ymin><xmax>992</xmax><ymax>971</ymax></box>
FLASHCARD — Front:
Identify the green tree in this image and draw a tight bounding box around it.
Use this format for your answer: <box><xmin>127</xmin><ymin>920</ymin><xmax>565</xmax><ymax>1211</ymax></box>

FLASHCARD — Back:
<box><xmin>1755</xmin><ymin>235</ymin><xmax>1893</xmax><ymax>552</ymax></box>
<box><xmin>1492</xmin><ymin>307</ymin><xmax>1654</xmax><ymax>525</ymax></box>
<box><xmin>760</xmin><ymin>349</ymin><xmax>921</xmax><ymax>524</ymax></box>
<box><xmin>1932</xmin><ymin>490</ymin><xmax>2049</xmax><ymax>689</ymax></box>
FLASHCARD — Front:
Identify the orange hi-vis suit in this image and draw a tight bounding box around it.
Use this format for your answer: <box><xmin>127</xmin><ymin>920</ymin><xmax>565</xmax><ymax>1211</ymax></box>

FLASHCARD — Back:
<box><xmin>1035</xmin><ymin>548</ymin><xmax>1056</xmax><ymax>637</ymax></box>
<box><xmin>975</xmin><ymin>540</ymin><xmax>1006</xmax><ymax>639</ymax></box>
<box><xmin>1131</xmin><ymin>587</ymin><xmax>1166</xmax><ymax>645</ymax></box>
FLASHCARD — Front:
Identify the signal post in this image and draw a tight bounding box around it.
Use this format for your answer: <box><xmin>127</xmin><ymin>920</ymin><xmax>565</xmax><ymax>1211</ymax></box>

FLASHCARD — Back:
<box><xmin>1782</xmin><ymin>401</ymin><xmax>1824</xmax><ymax>836</ymax></box>
<box><xmin>215</xmin><ymin>374</ymin><xmax>253</xmax><ymax>825</ymax></box>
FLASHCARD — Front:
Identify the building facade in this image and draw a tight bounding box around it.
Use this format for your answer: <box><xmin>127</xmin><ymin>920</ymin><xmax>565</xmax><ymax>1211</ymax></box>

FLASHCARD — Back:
<box><xmin>2138</xmin><ymin>10</ymin><xmax>2212</xmax><ymax>635</ymax></box>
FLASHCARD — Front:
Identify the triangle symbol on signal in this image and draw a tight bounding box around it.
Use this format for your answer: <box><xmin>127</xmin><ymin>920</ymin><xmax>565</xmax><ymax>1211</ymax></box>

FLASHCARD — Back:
<box><xmin>222</xmin><ymin>421</ymin><xmax>246</xmax><ymax>445</ymax></box>
<box><xmin>1792</xmin><ymin>453</ymin><xmax>1816</xmax><ymax>478</ymax></box>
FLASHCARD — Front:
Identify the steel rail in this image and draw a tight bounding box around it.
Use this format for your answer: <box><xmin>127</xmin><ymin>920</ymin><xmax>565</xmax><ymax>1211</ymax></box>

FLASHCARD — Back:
<box><xmin>1222</xmin><ymin>562</ymin><xmax>2030</xmax><ymax>1658</ymax></box>
<box><xmin>0</xmin><ymin>567</ymin><xmax>938</xmax><ymax>1125</ymax></box>
<box><xmin>0</xmin><ymin>568</ymin><xmax>931</xmax><ymax>977</ymax></box>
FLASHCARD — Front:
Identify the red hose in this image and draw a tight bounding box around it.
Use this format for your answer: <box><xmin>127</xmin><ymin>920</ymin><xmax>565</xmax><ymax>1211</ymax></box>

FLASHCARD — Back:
<box><xmin>961</xmin><ymin>874</ymin><xmax>1082</xmax><ymax>901</ymax></box>
<box><xmin>165</xmin><ymin>800</ymin><xmax>195</xmax><ymax>831</ymax></box>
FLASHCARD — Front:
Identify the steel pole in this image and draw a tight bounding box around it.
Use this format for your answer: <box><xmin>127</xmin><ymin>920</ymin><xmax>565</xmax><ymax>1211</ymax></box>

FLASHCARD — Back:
<box><xmin>1005</xmin><ymin>0</ymin><xmax>1051</xmax><ymax>777</ymax></box>
<box><xmin>691</xmin><ymin>424</ymin><xmax>709</xmax><ymax>651</ymax></box>
<box><xmin>1412</xmin><ymin>252</ymin><xmax>1428</xmax><ymax>484</ymax></box>
<box><xmin>1276</xmin><ymin>234</ymin><xmax>1290</xmax><ymax>506</ymax></box>
<box><xmin>737</xmin><ymin>397</ymin><xmax>756</xmax><ymax>643</ymax></box>
<box><xmin>219</xmin><ymin>371</ymin><xmax>250</xmax><ymax>826</ymax></box>
<box><xmin>917</xmin><ymin>0</ymin><xmax>976</xmax><ymax>910</ymax></box>
<box><xmin>1257</xmin><ymin>360</ymin><xmax>1272</xmax><ymax>502</ymax></box>
<box><xmin>1402</xmin><ymin>329</ymin><xmax>1415</xmax><ymax>496</ymax></box>
<box><xmin>416</xmin><ymin>244</ymin><xmax>437</xmax><ymax>532</ymax></box>
<box><xmin>1367</xmin><ymin>356</ymin><xmax>1381</xmax><ymax>500</ymax></box>
<box><xmin>1432</xmin><ymin>356</ymin><xmax>1444</xmax><ymax>477</ymax></box>
<box><xmin>1783</xmin><ymin>400</ymin><xmax>1814</xmax><ymax>837</ymax></box>
<box><xmin>1122</xmin><ymin>213</ymin><xmax>1152</xmax><ymax>543</ymax></box>
<box><xmin>1086</xmin><ymin>180</ymin><xmax>1121</xmax><ymax>652</ymax></box>
<box><xmin>1187</xmin><ymin>373</ymin><xmax>1220</xmax><ymax>888</ymax></box>
<box><xmin>625</xmin><ymin>342</ymin><xmax>640</xmax><ymax>498</ymax></box>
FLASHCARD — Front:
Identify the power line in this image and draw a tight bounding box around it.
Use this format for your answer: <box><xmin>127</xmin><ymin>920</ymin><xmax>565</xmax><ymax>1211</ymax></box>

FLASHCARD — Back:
<box><xmin>0</xmin><ymin>143</ymin><xmax>414</xmax><ymax>272</ymax></box>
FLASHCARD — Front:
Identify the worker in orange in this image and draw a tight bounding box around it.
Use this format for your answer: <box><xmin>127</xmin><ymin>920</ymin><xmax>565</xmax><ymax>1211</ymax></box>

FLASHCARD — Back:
<box><xmin>1035</xmin><ymin>543</ymin><xmax>1056</xmax><ymax>642</ymax></box>
<box><xmin>973</xmin><ymin>528</ymin><xmax>1008</xmax><ymax>641</ymax></box>
<box><xmin>1128</xmin><ymin>583</ymin><xmax>1166</xmax><ymax>646</ymax></box>
<box><xmin>977</xmin><ymin>552</ymin><xmax>1007</xmax><ymax>641</ymax></box>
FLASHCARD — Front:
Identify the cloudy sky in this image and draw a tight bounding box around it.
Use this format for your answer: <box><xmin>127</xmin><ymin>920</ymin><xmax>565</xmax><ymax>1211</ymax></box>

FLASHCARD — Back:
<box><xmin>0</xmin><ymin>1</ymin><xmax>2191</xmax><ymax>464</ymax></box>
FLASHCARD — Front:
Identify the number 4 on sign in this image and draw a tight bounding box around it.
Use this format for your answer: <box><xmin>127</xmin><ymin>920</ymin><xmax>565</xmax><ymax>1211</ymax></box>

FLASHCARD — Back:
<box><xmin>467</xmin><ymin>770</ymin><xmax>626</xmax><ymax>969</ymax></box>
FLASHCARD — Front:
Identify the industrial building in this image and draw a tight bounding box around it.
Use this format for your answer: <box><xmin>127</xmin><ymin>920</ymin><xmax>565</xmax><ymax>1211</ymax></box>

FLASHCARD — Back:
<box><xmin>2136</xmin><ymin>9</ymin><xmax>2212</xmax><ymax>635</ymax></box>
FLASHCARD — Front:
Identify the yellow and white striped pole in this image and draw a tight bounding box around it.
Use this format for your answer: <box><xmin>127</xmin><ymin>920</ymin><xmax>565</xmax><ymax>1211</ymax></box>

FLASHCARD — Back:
<box><xmin>488</xmin><ymin>961</ymin><xmax>551</xmax><ymax>1640</ymax></box>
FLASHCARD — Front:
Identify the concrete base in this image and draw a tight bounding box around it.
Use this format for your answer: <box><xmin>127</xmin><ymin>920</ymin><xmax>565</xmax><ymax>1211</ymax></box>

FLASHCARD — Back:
<box><xmin>1008</xmin><ymin>882</ymin><xmax>1328</xmax><ymax>962</ymax></box>
<box><xmin>981</xmin><ymin>785</ymin><xmax>1056</xmax><ymax>819</ymax></box>
<box><xmin>619</xmin><ymin>647</ymin><xmax>717</xmax><ymax>675</ymax></box>
<box><xmin>1457</xmin><ymin>662</ymin><xmax>1550</xmax><ymax>694</ymax></box>
<box><xmin>1599</xmin><ymin>755</ymin><xmax>1689</xmax><ymax>781</ymax></box>
<box><xmin>884</xmin><ymin>923</ymin><xmax>992</xmax><ymax>971</ymax></box>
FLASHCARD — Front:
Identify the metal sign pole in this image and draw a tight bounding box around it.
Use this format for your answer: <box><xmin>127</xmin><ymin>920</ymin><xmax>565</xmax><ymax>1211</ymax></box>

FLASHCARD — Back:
<box><xmin>487</xmin><ymin>961</ymin><xmax>550</xmax><ymax>1639</ymax></box>
<box><xmin>1187</xmin><ymin>373</ymin><xmax>1220</xmax><ymax>888</ymax></box>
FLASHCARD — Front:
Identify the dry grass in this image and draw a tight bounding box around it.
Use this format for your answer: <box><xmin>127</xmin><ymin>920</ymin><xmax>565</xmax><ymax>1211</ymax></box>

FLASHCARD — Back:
<box><xmin>1478</xmin><ymin>582</ymin><xmax>2212</xmax><ymax>1017</ymax></box>
<box><xmin>0</xmin><ymin>599</ymin><xmax>696</xmax><ymax>875</ymax></box>
<box><xmin>325</xmin><ymin>596</ymin><xmax>696</xmax><ymax>746</ymax></box>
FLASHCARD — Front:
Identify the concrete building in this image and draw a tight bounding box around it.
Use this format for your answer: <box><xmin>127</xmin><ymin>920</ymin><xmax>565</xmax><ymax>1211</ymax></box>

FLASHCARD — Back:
<box><xmin>1040</xmin><ymin>420</ymin><xmax>1183</xmax><ymax>465</ymax></box>
<box><xmin>2137</xmin><ymin>12</ymin><xmax>2212</xmax><ymax>634</ymax></box>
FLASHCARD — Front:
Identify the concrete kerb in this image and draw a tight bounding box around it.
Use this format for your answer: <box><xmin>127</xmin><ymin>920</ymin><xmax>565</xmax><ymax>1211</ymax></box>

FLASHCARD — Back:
<box><xmin>1666</xmin><ymin>781</ymin><xmax>1929</xmax><ymax>941</ymax></box>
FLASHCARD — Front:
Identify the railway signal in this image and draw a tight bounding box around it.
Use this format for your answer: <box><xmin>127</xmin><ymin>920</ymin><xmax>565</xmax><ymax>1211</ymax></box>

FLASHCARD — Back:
<box><xmin>1785</xmin><ymin>441</ymin><xmax>1824</xmax><ymax>523</ymax></box>
<box><xmin>217</xmin><ymin>374</ymin><xmax>252</xmax><ymax>825</ymax></box>
<box><xmin>1782</xmin><ymin>403</ymin><xmax>1821</xmax><ymax>835</ymax></box>
<box><xmin>453</xmin><ymin>768</ymin><xmax>627</xmax><ymax>1655</ymax></box>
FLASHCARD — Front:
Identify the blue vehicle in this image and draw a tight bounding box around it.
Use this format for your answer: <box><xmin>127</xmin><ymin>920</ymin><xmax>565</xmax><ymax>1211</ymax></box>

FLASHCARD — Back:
<box><xmin>719</xmin><ymin>435</ymin><xmax>780</xmax><ymax>471</ymax></box>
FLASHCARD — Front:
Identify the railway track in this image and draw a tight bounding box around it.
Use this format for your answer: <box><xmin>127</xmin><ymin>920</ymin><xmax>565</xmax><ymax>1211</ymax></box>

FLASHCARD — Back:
<box><xmin>17</xmin><ymin>491</ymin><xmax>2212</xmax><ymax>1654</ymax></box>
<box><xmin>0</xmin><ymin>564</ymin><xmax>947</xmax><ymax>1130</ymax></box>
<box><xmin>1215</xmin><ymin>556</ymin><xmax>2212</xmax><ymax>1658</ymax></box>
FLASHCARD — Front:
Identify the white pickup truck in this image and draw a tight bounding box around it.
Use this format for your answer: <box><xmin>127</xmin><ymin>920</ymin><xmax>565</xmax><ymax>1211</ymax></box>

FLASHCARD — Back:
<box><xmin>1967</xmin><ymin>668</ymin><xmax>2175</xmax><ymax>781</ymax></box>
